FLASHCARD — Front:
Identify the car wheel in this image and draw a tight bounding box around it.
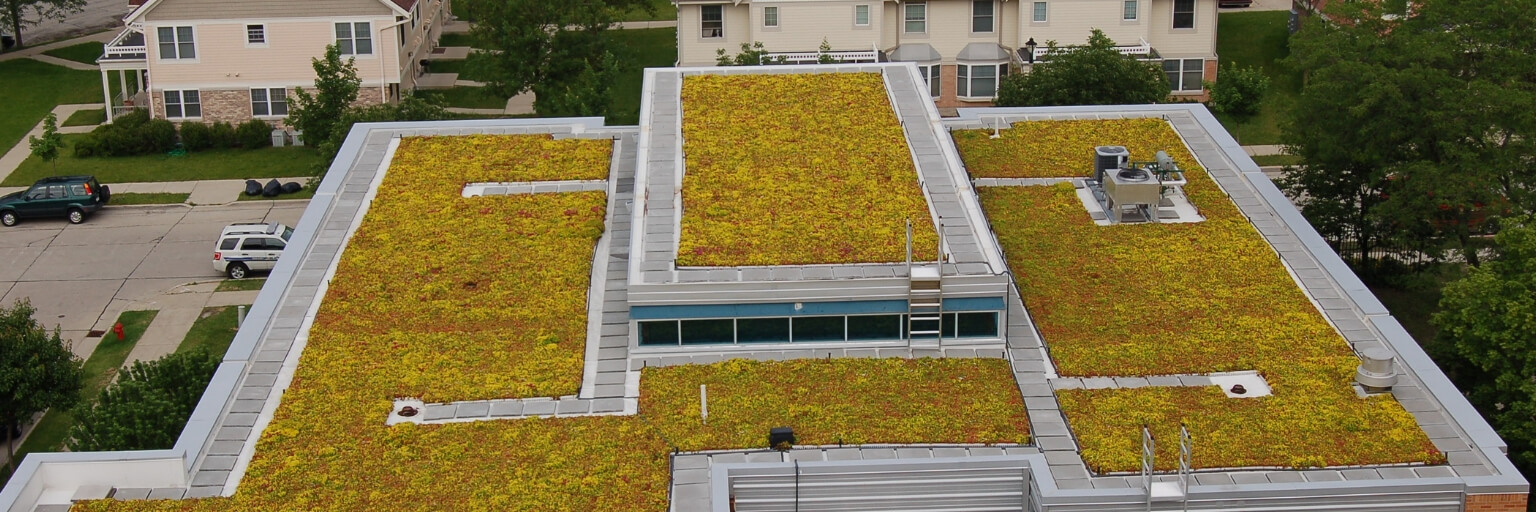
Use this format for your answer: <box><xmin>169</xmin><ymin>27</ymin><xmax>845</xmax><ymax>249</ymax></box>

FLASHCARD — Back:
<box><xmin>227</xmin><ymin>262</ymin><xmax>249</xmax><ymax>280</ymax></box>
<box><xmin>67</xmin><ymin>208</ymin><xmax>85</xmax><ymax>224</ymax></box>
<box><xmin>0</xmin><ymin>211</ymin><xmax>16</xmax><ymax>227</ymax></box>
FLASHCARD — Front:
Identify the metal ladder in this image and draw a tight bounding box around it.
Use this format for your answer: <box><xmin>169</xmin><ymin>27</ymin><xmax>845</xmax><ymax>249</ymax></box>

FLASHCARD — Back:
<box><xmin>907</xmin><ymin>220</ymin><xmax>944</xmax><ymax>347</ymax></box>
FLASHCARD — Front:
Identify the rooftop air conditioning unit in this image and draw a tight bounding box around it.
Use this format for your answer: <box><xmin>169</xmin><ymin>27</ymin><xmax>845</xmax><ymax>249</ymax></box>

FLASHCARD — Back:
<box><xmin>1102</xmin><ymin>167</ymin><xmax>1162</xmax><ymax>223</ymax></box>
<box><xmin>1094</xmin><ymin>146</ymin><xmax>1129</xmax><ymax>183</ymax></box>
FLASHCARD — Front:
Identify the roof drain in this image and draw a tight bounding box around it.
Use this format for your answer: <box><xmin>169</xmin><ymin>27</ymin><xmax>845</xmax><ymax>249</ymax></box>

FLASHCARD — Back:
<box><xmin>388</xmin><ymin>398</ymin><xmax>426</xmax><ymax>426</ymax></box>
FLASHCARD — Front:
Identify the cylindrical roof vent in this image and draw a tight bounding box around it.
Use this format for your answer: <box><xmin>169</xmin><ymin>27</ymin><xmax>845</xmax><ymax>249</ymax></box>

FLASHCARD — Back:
<box><xmin>1095</xmin><ymin>146</ymin><xmax>1129</xmax><ymax>183</ymax></box>
<box><xmin>1355</xmin><ymin>347</ymin><xmax>1397</xmax><ymax>392</ymax></box>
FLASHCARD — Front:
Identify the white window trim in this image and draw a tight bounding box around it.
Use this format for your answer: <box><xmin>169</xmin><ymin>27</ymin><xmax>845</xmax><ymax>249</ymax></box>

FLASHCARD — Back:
<box><xmin>904</xmin><ymin>2</ymin><xmax>927</xmax><ymax>34</ymax></box>
<box><xmin>971</xmin><ymin>0</ymin><xmax>995</xmax><ymax>34</ymax></box>
<box><xmin>923</xmin><ymin>64</ymin><xmax>941</xmax><ymax>98</ymax></box>
<box><xmin>956</xmin><ymin>62</ymin><xmax>1008</xmax><ymax>101</ymax></box>
<box><xmin>700</xmin><ymin>5</ymin><xmax>725</xmax><ymax>39</ymax></box>
<box><xmin>162</xmin><ymin>89</ymin><xmax>201</xmax><ymax>120</ymax></box>
<box><xmin>1164</xmin><ymin>58</ymin><xmax>1205</xmax><ymax>93</ymax></box>
<box><xmin>250</xmin><ymin>87</ymin><xmax>289</xmax><ymax>119</ymax></box>
<box><xmin>1031</xmin><ymin>1</ymin><xmax>1048</xmax><ymax>23</ymax></box>
<box><xmin>335</xmin><ymin>21</ymin><xmax>375</xmax><ymax>56</ymax></box>
<box><xmin>762</xmin><ymin>6</ymin><xmax>779</xmax><ymax>28</ymax></box>
<box><xmin>246</xmin><ymin>23</ymin><xmax>267</xmax><ymax>47</ymax></box>
<box><xmin>854</xmin><ymin>4</ymin><xmax>871</xmax><ymax>27</ymax></box>
<box><xmin>1123</xmin><ymin>0</ymin><xmax>1139</xmax><ymax>21</ymax></box>
<box><xmin>155</xmin><ymin>25</ymin><xmax>198</xmax><ymax>62</ymax></box>
<box><xmin>1172</xmin><ymin>0</ymin><xmax>1196</xmax><ymax>29</ymax></box>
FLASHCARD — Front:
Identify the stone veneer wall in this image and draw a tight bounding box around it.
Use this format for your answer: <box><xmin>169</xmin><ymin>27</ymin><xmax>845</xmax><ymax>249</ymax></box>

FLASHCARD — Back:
<box><xmin>152</xmin><ymin>86</ymin><xmax>390</xmax><ymax>128</ymax></box>
<box><xmin>1465</xmin><ymin>493</ymin><xmax>1530</xmax><ymax>511</ymax></box>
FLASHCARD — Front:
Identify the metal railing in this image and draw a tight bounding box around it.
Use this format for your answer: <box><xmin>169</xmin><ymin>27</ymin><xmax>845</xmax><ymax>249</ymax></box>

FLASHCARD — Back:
<box><xmin>104</xmin><ymin>28</ymin><xmax>146</xmax><ymax>57</ymax></box>
<box><xmin>762</xmin><ymin>45</ymin><xmax>880</xmax><ymax>64</ymax></box>
<box><xmin>1031</xmin><ymin>37</ymin><xmax>1153</xmax><ymax>59</ymax></box>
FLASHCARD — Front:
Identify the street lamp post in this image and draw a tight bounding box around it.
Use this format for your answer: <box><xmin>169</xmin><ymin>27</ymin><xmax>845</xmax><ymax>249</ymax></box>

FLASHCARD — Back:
<box><xmin>1024</xmin><ymin>38</ymin><xmax>1038</xmax><ymax>64</ymax></box>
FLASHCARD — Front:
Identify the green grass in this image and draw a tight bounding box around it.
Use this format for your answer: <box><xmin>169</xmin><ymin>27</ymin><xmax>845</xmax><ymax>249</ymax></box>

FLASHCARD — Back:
<box><xmin>1250</xmin><ymin>154</ymin><xmax>1302</xmax><ymax>167</ymax></box>
<box><xmin>423</xmin><ymin>58</ymin><xmax>490</xmax><ymax>82</ymax></box>
<box><xmin>41</xmin><ymin>42</ymin><xmax>104</xmax><ymax>65</ymax></box>
<box><xmin>1214</xmin><ymin>11</ymin><xmax>1301</xmax><ymax>145</ymax></box>
<box><xmin>61</xmin><ymin>108</ymin><xmax>105</xmax><ymax>127</ymax></box>
<box><xmin>215</xmin><ymin>278</ymin><xmax>267</xmax><ymax>292</ymax></box>
<box><xmin>608</xmin><ymin>28</ymin><xmax>677</xmax><ymax>125</ymax></box>
<box><xmin>3</xmin><ymin>134</ymin><xmax>323</xmax><ymax>186</ymax></box>
<box><xmin>109</xmin><ymin>192</ymin><xmax>189</xmax><ymax>205</ymax></box>
<box><xmin>614</xmin><ymin>0</ymin><xmax>677</xmax><ymax>21</ymax></box>
<box><xmin>1</xmin><ymin>310</ymin><xmax>156</xmax><ymax>481</ymax></box>
<box><xmin>415</xmin><ymin>86</ymin><xmax>507</xmax><ymax>110</ymax></box>
<box><xmin>176</xmin><ymin>306</ymin><xmax>244</xmax><ymax>357</ymax></box>
<box><xmin>237</xmin><ymin>185</ymin><xmax>316</xmax><ymax>201</ymax></box>
<box><xmin>0</xmin><ymin>59</ymin><xmax>115</xmax><ymax>154</ymax></box>
<box><xmin>438</xmin><ymin>32</ymin><xmax>475</xmax><ymax>48</ymax></box>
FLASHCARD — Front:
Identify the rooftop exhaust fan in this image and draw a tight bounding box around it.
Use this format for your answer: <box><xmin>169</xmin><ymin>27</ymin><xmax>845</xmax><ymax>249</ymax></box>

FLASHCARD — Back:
<box><xmin>1355</xmin><ymin>347</ymin><xmax>1397</xmax><ymax>392</ymax></box>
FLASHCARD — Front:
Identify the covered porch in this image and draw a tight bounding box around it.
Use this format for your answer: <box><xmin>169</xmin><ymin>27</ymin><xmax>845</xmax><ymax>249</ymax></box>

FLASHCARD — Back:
<box><xmin>98</xmin><ymin>28</ymin><xmax>149</xmax><ymax>122</ymax></box>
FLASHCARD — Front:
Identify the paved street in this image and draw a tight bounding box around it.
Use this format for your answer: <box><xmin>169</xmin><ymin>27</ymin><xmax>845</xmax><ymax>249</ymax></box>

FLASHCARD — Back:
<box><xmin>0</xmin><ymin>201</ymin><xmax>306</xmax><ymax>359</ymax></box>
<box><xmin>4</xmin><ymin>0</ymin><xmax>128</xmax><ymax>48</ymax></box>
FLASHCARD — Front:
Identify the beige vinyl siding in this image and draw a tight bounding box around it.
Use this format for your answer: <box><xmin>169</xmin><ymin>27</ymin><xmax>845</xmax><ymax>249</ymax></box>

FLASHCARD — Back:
<box><xmin>678</xmin><ymin>4</ymin><xmax>748</xmax><ymax>65</ymax></box>
<box><xmin>399</xmin><ymin>0</ymin><xmax>448</xmax><ymax>92</ymax></box>
<box><xmin>149</xmin><ymin>19</ymin><xmax>401</xmax><ymax>88</ymax></box>
<box><xmin>749</xmin><ymin>2</ymin><xmax>882</xmax><ymax>54</ymax></box>
<box><xmin>1016</xmin><ymin>0</ymin><xmax>1143</xmax><ymax>49</ymax></box>
<box><xmin>1145</xmin><ymin>0</ymin><xmax>1217</xmax><ymax>56</ymax></box>
<box><xmin>909</xmin><ymin>0</ymin><xmax>1008</xmax><ymax>63</ymax></box>
<box><xmin>144</xmin><ymin>0</ymin><xmax>394</xmax><ymax>21</ymax></box>
<box><xmin>883</xmin><ymin>3</ymin><xmax>901</xmax><ymax>49</ymax></box>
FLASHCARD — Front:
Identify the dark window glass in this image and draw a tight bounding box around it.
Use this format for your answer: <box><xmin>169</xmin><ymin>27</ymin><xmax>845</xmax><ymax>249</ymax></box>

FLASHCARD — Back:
<box><xmin>972</xmin><ymin>0</ymin><xmax>994</xmax><ymax>32</ymax></box>
<box><xmin>46</xmin><ymin>185</ymin><xmax>65</xmax><ymax>198</ymax></box>
<box><xmin>183</xmin><ymin>91</ymin><xmax>201</xmax><ymax>118</ymax></box>
<box><xmin>681</xmin><ymin>319</ymin><xmax>734</xmax><ymax>344</ymax></box>
<box><xmin>157</xmin><ymin>27</ymin><xmax>175</xmax><ymax>58</ymax></box>
<box><xmin>1163</xmin><ymin>60</ymin><xmax>1181</xmax><ymax>89</ymax></box>
<box><xmin>1182</xmin><ymin>59</ymin><xmax>1204</xmax><ymax>91</ymax></box>
<box><xmin>164</xmin><ymin>91</ymin><xmax>183</xmax><ymax>118</ymax></box>
<box><xmin>220</xmin><ymin>238</ymin><xmax>239</xmax><ymax>250</ymax></box>
<box><xmin>792</xmin><ymin>316</ymin><xmax>844</xmax><ymax>342</ymax></box>
<box><xmin>639</xmin><ymin>321</ymin><xmax>679</xmax><ymax>345</ymax></box>
<box><xmin>240</xmin><ymin>238</ymin><xmax>265</xmax><ymax>250</ymax></box>
<box><xmin>1173</xmin><ymin>0</ymin><xmax>1194</xmax><ymax>28</ymax></box>
<box><xmin>70</xmin><ymin>185</ymin><xmax>86</xmax><ymax>196</ymax></box>
<box><xmin>701</xmin><ymin>6</ymin><xmax>724</xmax><ymax>37</ymax></box>
<box><xmin>957</xmin><ymin>312</ymin><xmax>999</xmax><ymax>337</ymax></box>
<box><xmin>265</xmin><ymin>238</ymin><xmax>286</xmax><ymax>249</ymax></box>
<box><xmin>847</xmin><ymin>315</ymin><xmax>901</xmax><ymax>341</ymax></box>
<box><xmin>908</xmin><ymin>314</ymin><xmax>942</xmax><ymax>339</ymax></box>
<box><xmin>176</xmin><ymin>26</ymin><xmax>195</xmax><ymax>59</ymax></box>
<box><xmin>737</xmin><ymin>317</ymin><xmax>790</xmax><ymax>343</ymax></box>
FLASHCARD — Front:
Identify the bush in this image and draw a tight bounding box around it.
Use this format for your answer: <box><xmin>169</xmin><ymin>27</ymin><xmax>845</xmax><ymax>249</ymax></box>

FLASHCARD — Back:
<box><xmin>70</xmin><ymin>109</ymin><xmax>178</xmax><ymax>157</ymax></box>
<box><xmin>1206</xmin><ymin>64</ymin><xmax>1270</xmax><ymax>118</ymax></box>
<box><xmin>67</xmin><ymin>350</ymin><xmax>220</xmax><ymax>452</ymax></box>
<box><xmin>236</xmin><ymin>119</ymin><xmax>272</xmax><ymax>149</ymax></box>
<box><xmin>72</xmin><ymin>134</ymin><xmax>101</xmax><ymax>157</ymax></box>
<box><xmin>144</xmin><ymin>119</ymin><xmax>177</xmax><ymax>153</ymax></box>
<box><xmin>179</xmin><ymin>121</ymin><xmax>213</xmax><ymax>151</ymax></box>
<box><xmin>209</xmin><ymin>122</ymin><xmax>237</xmax><ymax>149</ymax></box>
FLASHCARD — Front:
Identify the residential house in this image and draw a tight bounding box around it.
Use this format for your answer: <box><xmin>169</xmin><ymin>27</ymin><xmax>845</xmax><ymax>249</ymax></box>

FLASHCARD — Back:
<box><xmin>674</xmin><ymin>0</ymin><xmax>1219</xmax><ymax>106</ymax></box>
<box><xmin>98</xmin><ymin>0</ymin><xmax>449</xmax><ymax>125</ymax></box>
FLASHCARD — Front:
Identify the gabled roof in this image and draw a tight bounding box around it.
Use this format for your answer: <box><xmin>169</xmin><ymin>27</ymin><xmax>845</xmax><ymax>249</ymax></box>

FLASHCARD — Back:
<box><xmin>123</xmin><ymin>0</ymin><xmax>409</xmax><ymax>24</ymax></box>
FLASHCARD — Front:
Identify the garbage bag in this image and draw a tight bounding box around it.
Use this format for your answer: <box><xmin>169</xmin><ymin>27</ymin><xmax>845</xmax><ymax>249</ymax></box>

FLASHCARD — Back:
<box><xmin>244</xmin><ymin>180</ymin><xmax>262</xmax><ymax>196</ymax></box>
<box><xmin>262</xmin><ymin>179</ymin><xmax>281</xmax><ymax>197</ymax></box>
<box><xmin>280</xmin><ymin>182</ymin><xmax>303</xmax><ymax>194</ymax></box>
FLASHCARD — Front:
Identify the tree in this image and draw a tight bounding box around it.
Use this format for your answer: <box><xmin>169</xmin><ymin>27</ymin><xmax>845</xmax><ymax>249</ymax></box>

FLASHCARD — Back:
<box><xmin>464</xmin><ymin>0</ymin><xmax>645</xmax><ymax>118</ymax></box>
<box><xmin>287</xmin><ymin>44</ymin><xmax>361</xmax><ymax>151</ymax></box>
<box><xmin>309</xmin><ymin>95</ymin><xmax>449</xmax><ymax>178</ymax></box>
<box><xmin>1283</xmin><ymin>0</ymin><xmax>1536</xmax><ymax>270</ymax></box>
<box><xmin>68</xmin><ymin>350</ymin><xmax>220</xmax><ymax>452</ymax></box>
<box><xmin>1205</xmin><ymin>64</ymin><xmax>1269</xmax><ymax>119</ymax></box>
<box><xmin>715</xmin><ymin>41</ymin><xmax>785</xmax><ymax>66</ymax></box>
<box><xmin>27</xmin><ymin>112</ymin><xmax>62</xmax><ymax>172</ymax></box>
<box><xmin>1432</xmin><ymin>215</ymin><xmax>1536</xmax><ymax>479</ymax></box>
<box><xmin>995</xmin><ymin>29</ymin><xmax>1169</xmax><ymax>107</ymax></box>
<box><xmin>0</xmin><ymin>0</ymin><xmax>84</xmax><ymax>49</ymax></box>
<box><xmin>0</xmin><ymin>299</ymin><xmax>82</xmax><ymax>473</ymax></box>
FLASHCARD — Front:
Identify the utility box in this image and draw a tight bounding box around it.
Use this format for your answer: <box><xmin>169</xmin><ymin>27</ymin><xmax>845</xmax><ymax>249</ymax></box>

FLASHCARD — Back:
<box><xmin>290</xmin><ymin>130</ymin><xmax>305</xmax><ymax>147</ymax></box>
<box><xmin>271</xmin><ymin>129</ymin><xmax>287</xmax><ymax>147</ymax></box>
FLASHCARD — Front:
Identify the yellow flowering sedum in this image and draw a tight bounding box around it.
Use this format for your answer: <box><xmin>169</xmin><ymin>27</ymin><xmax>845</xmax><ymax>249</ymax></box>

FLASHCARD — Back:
<box><xmin>968</xmin><ymin>120</ymin><xmax>1440</xmax><ymax>472</ymax></box>
<box><xmin>677</xmin><ymin>73</ymin><xmax>939</xmax><ymax>266</ymax></box>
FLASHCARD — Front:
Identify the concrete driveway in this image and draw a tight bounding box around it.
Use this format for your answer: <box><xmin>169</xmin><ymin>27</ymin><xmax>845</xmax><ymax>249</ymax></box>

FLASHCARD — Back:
<box><xmin>0</xmin><ymin>201</ymin><xmax>306</xmax><ymax>358</ymax></box>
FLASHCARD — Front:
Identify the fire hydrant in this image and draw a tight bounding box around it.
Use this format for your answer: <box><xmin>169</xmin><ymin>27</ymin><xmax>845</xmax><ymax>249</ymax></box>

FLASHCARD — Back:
<box><xmin>112</xmin><ymin>322</ymin><xmax>125</xmax><ymax>341</ymax></box>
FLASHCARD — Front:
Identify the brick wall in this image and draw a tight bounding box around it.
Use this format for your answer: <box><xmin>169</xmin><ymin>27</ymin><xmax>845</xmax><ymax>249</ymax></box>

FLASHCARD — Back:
<box><xmin>353</xmin><ymin>86</ymin><xmax>385</xmax><ymax>108</ymax></box>
<box><xmin>932</xmin><ymin>64</ymin><xmax>995</xmax><ymax>110</ymax></box>
<box><xmin>199</xmin><ymin>89</ymin><xmax>253</xmax><ymax>125</ymax></box>
<box><xmin>1466</xmin><ymin>493</ymin><xmax>1530</xmax><ymax>511</ymax></box>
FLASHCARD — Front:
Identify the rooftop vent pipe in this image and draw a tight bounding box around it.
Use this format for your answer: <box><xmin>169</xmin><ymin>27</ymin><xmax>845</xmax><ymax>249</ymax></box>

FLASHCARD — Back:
<box><xmin>1355</xmin><ymin>347</ymin><xmax>1397</xmax><ymax>392</ymax></box>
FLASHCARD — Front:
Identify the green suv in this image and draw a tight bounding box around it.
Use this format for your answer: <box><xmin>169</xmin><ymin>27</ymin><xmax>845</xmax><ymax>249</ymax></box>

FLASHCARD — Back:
<box><xmin>0</xmin><ymin>176</ymin><xmax>111</xmax><ymax>227</ymax></box>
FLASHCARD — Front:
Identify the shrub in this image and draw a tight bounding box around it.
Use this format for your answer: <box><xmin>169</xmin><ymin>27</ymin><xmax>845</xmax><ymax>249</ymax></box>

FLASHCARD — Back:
<box><xmin>67</xmin><ymin>350</ymin><xmax>220</xmax><ymax>452</ymax></box>
<box><xmin>143</xmin><ymin>119</ymin><xmax>177</xmax><ymax>153</ymax></box>
<box><xmin>209</xmin><ymin>122</ymin><xmax>237</xmax><ymax>149</ymax></box>
<box><xmin>179</xmin><ymin>121</ymin><xmax>213</xmax><ymax>151</ymax></box>
<box><xmin>70</xmin><ymin>109</ymin><xmax>176</xmax><ymax>157</ymax></box>
<box><xmin>72</xmin><ymin>134</ymin><xmax>101</xmax><ymax>157</ymax></box>
<box><xmin>1205</xmin><ymin>64</ymin><xmax>1270</xmax><ymax>118</ymax></box>
<box><xmin>236</xmin><ymin>119</ymin><xmax>272</xmax><ymax>149</ymax></box>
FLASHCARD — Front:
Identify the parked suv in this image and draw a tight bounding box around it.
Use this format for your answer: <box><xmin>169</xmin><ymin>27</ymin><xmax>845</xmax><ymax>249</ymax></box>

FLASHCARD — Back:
<box><xmin>214</xmin><ymin>222</ymin><xmax>294</xmax><ymax>279</ymax></box>
<box><xmin>0</xmin><ymin>176</ymin><xmax>110</xmax><ymax>227</ymax></box>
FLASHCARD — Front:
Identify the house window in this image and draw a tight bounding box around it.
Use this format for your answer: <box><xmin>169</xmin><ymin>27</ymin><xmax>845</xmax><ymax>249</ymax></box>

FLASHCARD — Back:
<box><xmin>958</xmin><ymin>63</ymin><xmax>1007</xmax><ymax>98</ymax></box>
<box><xmin>763</xmin><ymin>6</ymin><xmax>778</xmax><ymax>27</ymax></box>
<box><xmin>156</xmin><ymin>26</ymin><xmax>195</xmax><ymax>59</ymax></box>
<box><xmin>1173</xmin><ymin>0</ymin><xmax>1195</xmax><ymax>29</ymax></box>
<box><xmin>1123</xmin><ymin>0</ymin><xmax>1138</xmax><ymax>20</ymax></box>
<box><xmin>251</xmin><ymin>88</ymin><xmax>288</xmax><ymax>117</ymax></box>
<box><xmin>972</xmin><ymin>0</ymin><xmax>994</xmax><ymax>32</ymax></box>
<box><xmin>701</xmin><ymin>5</ymin><xmax>724</xmax><ymax>38</ymax></box>
<box><xmin>904</xmin><ymin>2</ymin><xmax>926</xmax><ymax>33</ymax></box>
<box><xmin>246</xmin><ymin>24</ymin><xmax>265</xmax><ymax>45</ymax></box>
<box><xmin>1163</xmin><ymin>58</ymin><xmax>1204</xmax><ymax>91</ymax></box>
<box><xmin>1032</xmin><ymin>2</ymin><xmax>1048</xmax><ymax>22</ymax></box>
<box><xmin>924</xmin><ymin>64</ymin><xmax>941</xmax><ymax>97</ymax></box>
<box><xmin>162</xmin><ymin>90</ymin><xmax>201</xmax><ymax>118</ymax></box>
<box><xmin>335</xmin><ymin>22</ymin><xmax>373</xmax><ymax>55</ymax></box>
<box><xmin>855</xmin><ymin>4</ymin><xmax>870</xmax><ymax>26</ymax></box>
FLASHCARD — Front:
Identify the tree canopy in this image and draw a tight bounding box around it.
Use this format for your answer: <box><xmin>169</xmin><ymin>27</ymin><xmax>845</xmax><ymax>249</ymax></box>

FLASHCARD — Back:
<box><xmin>1</xmin><ymin>0</ymin><xmax>84</xmax><ymax>48</ymax></box>
<box><xmin>68</xmin><ymin>350</ymin><xmax>220</xmax><ymax>452</ymax></box>
<box><xmin>287</xmin><ymin>44</ymin><xmax>361</xmax><ymax>151</ymax></box>
<box><xmin>0</xmin><ymin>299</ymin><xmax>82</xmax><ymax>472</ymax></box>
<box><xmin>995</xmin><ymin>29</ymin><xmax>1169</xmax><ymax>107</ymax></box>
<box><xmin>463</xmin><ymin>0</ymin><xmax>647</xmax><ymax>118</ymax></box>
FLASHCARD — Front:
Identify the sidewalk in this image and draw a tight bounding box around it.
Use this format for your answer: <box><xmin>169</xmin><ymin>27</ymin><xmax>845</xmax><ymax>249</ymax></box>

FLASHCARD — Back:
<box><xmin>1242</xmin><ymin>144</ymin><xmax>1286</xmax><ymax>157</ymax></box>
<box><xmin>0</xmin><ymin>103</ymin><xmax>105</xmax><ymax>182</ymax></box>
<box><xmin>0</xmin><ymin>30</ymin><xmax>115</xmax><ymax>66</ymax></box>
<box><xmin>120</xmin><ymin>284</ymin><xmax>261</xmax><ymax>364</ymax></box>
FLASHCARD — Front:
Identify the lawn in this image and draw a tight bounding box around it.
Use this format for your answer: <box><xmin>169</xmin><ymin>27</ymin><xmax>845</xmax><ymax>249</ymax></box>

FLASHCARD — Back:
<box><xmin>437</xmin><ymin>32</ymin><xmax>475</xmax><ymax>48</ymax></box>
<box><xmin>1250</xmin><ymin>154</ymin><xmax>1302</xmax><ymax>167</ymax></box>
<box><xmin>215</xmin><ymin>279</ymin><xmax>266</xmax><ymax>292</ymax></box>
<box><xmin>608</xmin><ymin>28</ymin><xmax>677</xmax><ymax>126</ymax></box>
<box><xmin>414</xmin><ymin>86</ymin><xmax>507</xmax><ymax>110</ymax></box>
<box><xmin>110</xmin><ymin>193</ymin><xmax>189</xmax><ymax>205</ymax></box>
<box><xmin>62</xmin><ymin>109</ymin><xmax>106</xmax><ymax>127</ymax></box>
<box><xmin>422</xmin><ymin>58</ymin><xmax>489</xmax><ymax>82</ymax></box>
<box><xmin>4</xmin><ymin>134</ymin><xmax>323</xmax><ymax>186</ymax></box>
<box><xmin>175</xmin><ymin>306</ymin><xmax>244</xmax><ymax>357</ymax></box>
<box><xmin>42</xmin><ymin>42</ymin><xmax>104</xmax><ymax>65</ymax></box>
<box><xmin>0</xmin><ymin>59</ymin><xmax>112</xmax><ymax>153</ymax></box>
<box><xmin>1</xmin><ymin>310</ymin><xmax>156</xmax><ymax>484</ymax></box>
<box><xmin>614</xmin><ymin>0</ymin><xmax>677</xmax><ymax>21</ymax></box>
<box><xmin>1214</xmin><ymin>10</ymin><xmax>1301</xmax><ymax>145</ymax></box>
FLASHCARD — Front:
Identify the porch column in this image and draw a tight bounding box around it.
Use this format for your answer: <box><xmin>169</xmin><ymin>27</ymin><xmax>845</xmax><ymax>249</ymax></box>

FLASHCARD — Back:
<box><xmin>101</xmin><ymin>70</ymin><xmax>114</xmax><ymax>123</ymax></box>
<box><xmin>134</xmin><ymin>70</ymin><xmax>143</xmax><ymax>95</ymax></box>
<box><xmin>117</xmin><ymin>69</ymin><xmax>127</xmax><ymax>99</ymax></box>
